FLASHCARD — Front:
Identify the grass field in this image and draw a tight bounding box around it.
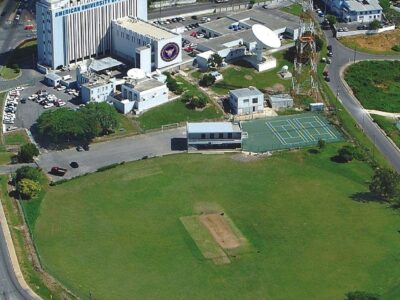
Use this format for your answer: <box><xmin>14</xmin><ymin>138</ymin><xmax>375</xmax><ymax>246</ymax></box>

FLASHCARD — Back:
<box><xmin>137</xmin><ymin>76</ymin><xmax>222</xmax><ymax>130</ymax></box>
<box><xmin>345</xmin><ymin>60</ymin><xmax>400</xmax><ymax>113</ymax></box>
<box><xmin>211</xmin><ymin>51</ymin><xmax>294</xmax><ymax>95</ymax></box>
<box><xmin>371</xmin><ymin>114</ymin><xmax>400</xmax><ymax>148</ymax></box>
<box><xmin>4</xmin><ymin>130</ymin><xmax>29</xmax><ymax>146</ymax></box>
<box><xmin>33</xmin><ymin>146</ymin><xmax>400</xmax><ymax>300</ymax></box>
<box><xmin>339</xmin><ymin>29</ymin><xmax>400</xmax><ymax>55</ymax></box>
<box><xmin>0</xmin><ymin>40</ymin><xmax>37</xmax><ymax>80</ymax></box>
<box><xmin>280</xmin><ymin>3</ymin><xmax>303</xmax><ymax>16</ymax></box>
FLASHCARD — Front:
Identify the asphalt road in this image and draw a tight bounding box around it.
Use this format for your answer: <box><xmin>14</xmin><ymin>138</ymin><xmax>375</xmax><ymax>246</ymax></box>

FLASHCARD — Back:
<box><xmin>37</xmin><ymin>127</ymin><xmax>187</xmax><ymax>181</ymax></box>
<box><xmin>324</xmin><ymin>29</ymin><xmax>400</xmax><ymax>172</ymax></box>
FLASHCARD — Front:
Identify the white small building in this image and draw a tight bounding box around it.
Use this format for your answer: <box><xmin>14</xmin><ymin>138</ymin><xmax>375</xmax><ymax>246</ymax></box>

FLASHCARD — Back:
<box><xmin>113</xmin><ymin>78</ymin><xmax>169</xmax><ymax>114</ymax></box>
<box><xmin>268</xmin><ymin>94</ymin><xmax>294</xmax><ymax>110</ymax></box>
<box><xmin>229</xmin><ymin>87</ymin><xmax>264</xmax><ymax>115</ymax></box>
<box><xmin>44</xmin><ymin>73</ymin><xmax>62</xmax><ymax>87</ymax></box>
<box><xmin>310</xmin><ymin>102</ymin><xmax>325</xmax><ymax>112</ymax></box>
<box><xmin>187</xmin><ymin>122</ymin><xmax>242</xmax><ymax>150</ymax></box>
<box><xmin>323</xmin><ymin>0</ymin><xmax>382</xmax><ymax>23</ymax></box>
<box><xmin>81</xmin><ymin>80</ymin><xmax>116</xmax><ymax>104</ymax></box>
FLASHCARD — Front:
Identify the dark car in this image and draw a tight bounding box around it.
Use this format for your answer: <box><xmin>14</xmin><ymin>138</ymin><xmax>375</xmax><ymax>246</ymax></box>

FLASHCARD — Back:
<box><xmin>323</xmin><ymin>70</ymin><xmax>329</xmax><ymax>76</ymax></box>
<box><xmin>327</xmin><ymin>45</ymin><xmax>332</xmax><ymax>51</ymax></box>
<box><xmin>70</xmin><ymin>161</ymin><xmax>79</xmax><ymax>168</ymax></box>
<box><xmin>51</xmin><ymin>166</ymin><xmax>67</xmax><ymax>176</ymax></box>
<box><xmin>357</xmin><ymin>25</ymin><xmax>367</xmax><ymax>30</ymax></box>
<box><xmin>20</xmin><ymin>98</ymin><xmax>27</xmax><ymax>103</ymax></box>
<box><xmin>324</xmin><ymin>76</ymin><xmax>331</xmax><ymax>82</ymax></box>
<box><xmin>83</xmin><ymin>144</ymin><xmax>90</xmax><ymax>151</ymax></box>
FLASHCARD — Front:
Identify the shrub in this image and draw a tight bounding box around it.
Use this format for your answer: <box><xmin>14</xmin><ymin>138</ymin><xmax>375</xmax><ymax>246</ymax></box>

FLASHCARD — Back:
<box><xmin>326</xmin><ymin>14</ymin><xmax>337</xmax><ymax>25</ymax></box>
<box><xmin>317</xmin><ymin>139</ymin><xmax>326</xmax><ymax>150</ymax></box>
<box><xmin>183</xmin><ymin>92</ymin><xmax>208</xmax><ymax>109</ymax></box>
<box><xmin>18</xmin><ymin>143</ymin><xmax>39</xmax><ymax>163</ymax></box>
<box><xmin>392</xmin><ymin>44</ymin><xmax>400</xmax><ymax>52</ymax></box>
<box><xmin>345</xmin><ymin>291</ymin><xmax>380</xmax><ymax>300</ymax></box>
<box><xmin>17</xmin><ymin>178</ymin><xmax>41</xmax><ymax>199</ymax></box>
<box><xmin>199</xmin><ymin>74</ymin><xmax>216</xmax><ymax>87</ymax></box>
<box><xmin>369</xmin><ymin>20</ymin><xmax>381</xmax><ymax>30</ymax></box>
<box><xmin>15</xmin><ymin>166</ymin><xmax>42</xmax><ymax>183</ymax></box>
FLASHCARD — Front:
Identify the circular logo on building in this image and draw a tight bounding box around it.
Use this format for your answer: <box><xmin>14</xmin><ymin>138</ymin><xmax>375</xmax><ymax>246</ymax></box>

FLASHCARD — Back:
<box><xmin>161</xmin><ymin>43</ymin><xmax>180</xmax><ymax>62</ymax></box>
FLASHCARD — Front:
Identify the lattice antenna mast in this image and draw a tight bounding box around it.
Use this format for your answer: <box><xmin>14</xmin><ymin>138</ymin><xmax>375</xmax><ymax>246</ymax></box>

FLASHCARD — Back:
<box><xmin>292</xmin><ymin>0</ymin><xmax>318</xmax><ymax>97</ymax></box>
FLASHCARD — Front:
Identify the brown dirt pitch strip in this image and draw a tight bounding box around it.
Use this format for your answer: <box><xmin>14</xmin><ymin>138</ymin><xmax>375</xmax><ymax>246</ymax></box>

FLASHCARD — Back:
<box><xmin>339</xmin><ymin>29</ymin><xmax>400</xmax><ymax>53</ymax></box>
<box><xmin>199</xmin><ymin>213</ymin><xmax>240</xmax><ymax>250</ymax></box>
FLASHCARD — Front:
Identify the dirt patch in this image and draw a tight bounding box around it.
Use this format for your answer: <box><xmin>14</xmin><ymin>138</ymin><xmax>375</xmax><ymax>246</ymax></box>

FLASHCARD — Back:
<box><xmin>340</xmin><ymin>29</ymin><xmax>400</xmax><ymax>53</ymax></box>
<box><xmin>272</xmin><ymin>83</ymin><xmax>286</xmax><ymax>92</ymax></box>
<box><xmin>244</xmin><ymin>75</ymin><xmax>253</xmax><ymax>80</ymax></box>
<box><xmin>199</xmin><ymin>213</ymin><xmax>240</xmax><ymax>249</ymax></box>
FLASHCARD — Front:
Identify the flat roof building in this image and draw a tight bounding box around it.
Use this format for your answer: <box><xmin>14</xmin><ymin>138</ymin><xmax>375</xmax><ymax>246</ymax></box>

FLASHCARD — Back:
<box><xmin>111</xmin><ymin>17</ymin><xmax>182</xmax><ymax>73</ymax></box>
<box><xmin>229</xmin><ymin>87</ymin><xmax>264</xmax><ymax>115</ymax></box>
<box><xmin>268</xmin><ymin>94</ymin><xmax>294</xmax><ymax>110</ymax></box>
<box><xmin>187</xmin><ymin>122</ymin><xmax>242</xmax><ymax>150</ymax></box>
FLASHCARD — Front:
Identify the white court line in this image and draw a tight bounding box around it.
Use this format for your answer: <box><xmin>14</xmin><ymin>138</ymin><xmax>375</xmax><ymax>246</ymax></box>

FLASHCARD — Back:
<box><xmin>266</xmin><ymin>122</ymin><xmax>288</xmax><ymax>145</ymax></box>
<box><xmin>313</xmin><ymin>116</ymin><xmax>337</xmax><ymax>140</ymax></box>
<box><xmin>290</xmin><ymin>119</ymin><xmax>313</xmax><ymax>142</ymax></box>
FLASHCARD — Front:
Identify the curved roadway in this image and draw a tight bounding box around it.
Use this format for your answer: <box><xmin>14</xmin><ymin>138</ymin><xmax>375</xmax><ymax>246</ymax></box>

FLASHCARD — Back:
<box><xmin>324</xmin><ymin>29</ymin><xmax>400</xmax><ymax>172</ymax></box>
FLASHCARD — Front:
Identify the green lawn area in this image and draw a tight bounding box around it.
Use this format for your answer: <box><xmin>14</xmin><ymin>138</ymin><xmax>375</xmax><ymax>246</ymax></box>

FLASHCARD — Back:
<box><xmin>280</xmin><ymin>3</ymin><xmax>303</xmax><ymax>16</ymax></box>
<box><xmin>4</xmin><ymin>130</ymin><xmax>29</xmax><ymax>146</ymax></box>
<box><xmin>0</xmin><ymin>39</ymin><xmax>37</xmax><ymax>80</ymax></box>
<box><xmin>371</xmin><ymin>114</ymin><xmax>400</xmax><ymax>148</ymax></box>
<box><xmin>137</xmin><ymin>76</ymin><xmax>222</xmax><ymax>130</ymax></box>
<box><xmin>211</xmin><ymin>50</ymin><xmax>294</xmax><ymax>95</ymax></box>
<box><xmin>344</xmin><ymin>61</ymin><xmax>400</xmax><ymax>113</ymax></box>
<box><xmin>93</xmin><ymin>114</ymin><xmax>139</xmax><ymax>142</ymax></box>
<box><xmin>33</xmin><ymin>145</ymin><xmax>400</xmax><ymax>300</ymax></box>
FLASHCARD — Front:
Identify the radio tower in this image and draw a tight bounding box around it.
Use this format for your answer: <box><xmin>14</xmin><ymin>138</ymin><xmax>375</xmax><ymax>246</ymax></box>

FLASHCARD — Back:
<box><xmin>292</xmin><ymin>0</ymin><xmax>318</xmax><ymax>97</ymax></box>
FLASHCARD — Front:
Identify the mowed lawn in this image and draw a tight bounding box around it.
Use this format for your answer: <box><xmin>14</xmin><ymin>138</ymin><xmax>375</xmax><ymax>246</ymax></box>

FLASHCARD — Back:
<box><xmin>345</xmin><ymin>60</ymin><xmax>400</xmax><ymax>112</ymax></box>
<box><xmin>34</xmin><ymin>145</ymin><xmax>400</xmax><ymax>300</ymax></box>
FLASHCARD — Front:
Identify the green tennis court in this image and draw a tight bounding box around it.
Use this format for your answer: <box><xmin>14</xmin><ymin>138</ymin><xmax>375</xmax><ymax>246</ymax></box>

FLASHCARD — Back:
<box><xmin>242</xmin><ymin>112</ymin><xmax>344</xmax><ymax>152</ymax></box>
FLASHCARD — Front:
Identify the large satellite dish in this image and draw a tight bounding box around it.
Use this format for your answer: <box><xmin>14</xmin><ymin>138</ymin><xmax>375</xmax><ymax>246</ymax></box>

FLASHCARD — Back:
<box><xmin>127</xmin><ymin>68</ymin><xmax>146</xmax><ymax>80</ymax></box>
<box><xmin>252</xmin><ymin>24</ymin><xmax>281</xmax><ymax>49</ymax></box>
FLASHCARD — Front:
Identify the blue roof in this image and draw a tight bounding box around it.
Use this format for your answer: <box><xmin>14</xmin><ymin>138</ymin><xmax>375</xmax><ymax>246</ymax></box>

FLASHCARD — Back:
<box><xmin>187</xmin><ymin>122</ymin><xmax>241</xmax><ymax>133</ymax></box>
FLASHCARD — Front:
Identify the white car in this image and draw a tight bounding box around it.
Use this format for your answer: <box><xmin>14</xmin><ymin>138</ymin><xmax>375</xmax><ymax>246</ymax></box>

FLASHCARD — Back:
<box><xmin>44</xmin><ymin>103</ymin><xmax>54</xmax><ymax>109</ymax></box>
<box><xmin>3</xmin><ymin>119</ymin><xmax>15</xmax><ymax>124</ymax></box>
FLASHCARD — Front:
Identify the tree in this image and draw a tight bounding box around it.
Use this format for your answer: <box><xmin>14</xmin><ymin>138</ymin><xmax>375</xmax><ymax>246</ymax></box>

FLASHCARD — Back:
<box><xmin>326</xmin><ymin>14</ymin><xmax>337</xmax><ymax>25</ymax></box>
<box><xmin>337</xmin><ymin>145</ymin><xmax>354</xmax><ymax>163</ymax></box>
<box><xmin>317</xmin><ymin>139</ymin><xmax>326</xmax><ymax>150</ymax></box>
<box><xmin>199</xmin><ymin>74</ymin><xmax>216</xmax><ymax>87</ymax></box>
<box><xmin>369</xmin><ymin>20</ymin><xmax>381</xmax><ymax>30</ymax></box>
<box><xmin>369</xmin><ymin>168</ymin><xmax>400</xmax><ymax>201</ymax></box>
<box><xmin>183</xmin><ymin>92</ymin><xmax>208</xmax><ymax>109</ymax></box>
<box><xmin>315</xmin><ymin>35</ymin><xmax>324</xmax><ymax>52</ymax></box>
<box><xmin>345</xmin><ymin>291</ymin><xmax>380</xmax><ymax>300</ymax></box>
<box><xmin>18</xmin><ymin>143</ymin><xmax>39</xmax><ymax>163</ymax></box>
<box><xmin>15</xmin><ymin>166</ymin><xmax>42</xmax><ymax>183</ymax></box>
<box><xmin>17</xmin><ymin>178</ymin><xmax>41</xmax><ymax>199</ymax></box>
<box><xmin>36</xmin><ymin>108</ymin><xmax>97</xmax><ymax>144</ymax></box>
<box><xmin>207</xmin><ymin>53</ymin><xmax>223</xmax><ymax>69</ymax></box>
<box><xmin>80</xmin><ymin>102</ymin><xmax>119</xmax><ymax>135</ymax></box>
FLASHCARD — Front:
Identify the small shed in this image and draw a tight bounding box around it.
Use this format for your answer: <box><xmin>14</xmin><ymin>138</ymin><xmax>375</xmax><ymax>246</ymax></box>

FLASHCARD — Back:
<box><xmin>268</xmin><ymin>94</ymin><xmax>293</xmax><ymax>110</ymax></box>
<box><xmin>196</xmin><ymin>50</ymin><xmax>215</xmax><ymax>71</ymax></box>
<box><xmin>310</xmin><ymin>102</ymin><xmax>325</xmax><ymax>112</ymax></box>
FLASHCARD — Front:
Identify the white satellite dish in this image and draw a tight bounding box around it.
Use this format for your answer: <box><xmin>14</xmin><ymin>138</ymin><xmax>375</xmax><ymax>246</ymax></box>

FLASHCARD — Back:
<box><xmin>127</xmin><ymin>68</ymin><xmax>146</xmax><ymax>80</ymax></box>
<box><xmin>252</xmin><ymin>24</ymin><xmax>281</xmax><ymax>63</ymax></box>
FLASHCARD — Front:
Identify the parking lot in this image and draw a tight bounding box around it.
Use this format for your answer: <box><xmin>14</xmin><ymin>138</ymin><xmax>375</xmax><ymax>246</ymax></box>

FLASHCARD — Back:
<box><xmin>6</xmin><ymin>81</ymin><xmax>79</xmax><ymax>131</ymax></box>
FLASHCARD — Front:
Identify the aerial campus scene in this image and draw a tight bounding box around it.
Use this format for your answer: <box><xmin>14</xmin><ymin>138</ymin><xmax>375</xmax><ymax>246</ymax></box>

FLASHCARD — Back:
<box><xmin>0</xmin><ymin>0</ymin><xmax>400</xmax><ymax>298</ymax></box>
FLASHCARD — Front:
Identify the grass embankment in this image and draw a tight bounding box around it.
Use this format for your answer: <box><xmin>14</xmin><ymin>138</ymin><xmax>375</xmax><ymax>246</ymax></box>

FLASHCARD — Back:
<box><xmin>317</xmin><ymin>34</ymin><xmax>390</xmax><ymax>167</ymax></box>
<box><xmin>371</xmin><ymin>114</ymin><xmax>400</xmax><ymax>148</ymax></box>
<box><xmin>93</xmin><ymin>114</ymin><xmax>139</xmax><ymax>143</ymax></box>
<box><xmin>280</xmin><ymin>3</ymin><xmax>303</xmax><ymax>16</ymax></box>
<box><xmin>211</xmin><ymin>50</ymin><xmax>294</xmax><ymax>95</ymax></box>
<box><xmin>33</xmin><ymin>146</ymin><xmax>400</xmax><ymax>299</ymax></box>
<box><xmin>137</xmin><ymin>76</ymin><xmax>222</xmax><ymax>130</ymax></box>
<box><xmin>344</xmin><ymin>61</ymin><xmax>400</xmax><ymax>113</ymax></box>
<box><xmin>339</xmin><ymin>29</ymin><xmax>400</xmax><ymax>55</ymax></box>
<box><xmin>0</xmin><ymin>39</ymin><xmax>37</xmax><ymax>80</ymax></box>
<box><xmin>0</xmin><ymin>176</ymin><xmax>62</xmax><ymax>299</ymax></box>
<box><xmin>4</xmin><ymin>130</ymin><xmax>30</xmax><ymax>146</ymax></box>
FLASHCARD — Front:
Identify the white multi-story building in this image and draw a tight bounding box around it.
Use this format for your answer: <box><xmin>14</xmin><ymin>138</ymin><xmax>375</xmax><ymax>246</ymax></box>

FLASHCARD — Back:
<box><xmin>113</xmin><ymin>78</ymin><xmax>169</xmax><ymax>114</ymax></box>
<box><xmin>323</xmin><ymin>0</ymin><xmax>382</xmax><ymax>23</ymax></box>
<box><xmin>111</xmin><ymin>17</ymin><xmax>182</xmax><ymax>73</ymax></box>
<box><xmin>229</xmin><ymin>87</ymin><xmax>264</xmax><ymax>115</ymax></box>
<box><xmin>36</xmin><ymin>0</ymin><xmax>147</xmax><ymax>69</ymax></box>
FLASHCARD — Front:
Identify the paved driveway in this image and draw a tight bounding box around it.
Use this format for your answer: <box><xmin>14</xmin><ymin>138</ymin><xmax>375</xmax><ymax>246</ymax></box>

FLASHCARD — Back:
<box><xmin>37</xmin><ymin>127</ymin><xmax>187</xmax><ymax>181</ymax></box>
<box><xmin>324</xmin><ymin>29</ymin><xmax>400</xmax><ymax>172</ymax></box>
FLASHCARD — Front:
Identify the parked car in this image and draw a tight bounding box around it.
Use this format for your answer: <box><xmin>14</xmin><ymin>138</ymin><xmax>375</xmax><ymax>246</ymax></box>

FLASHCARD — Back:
<box><xmin>327</xmin><ymin>45</ymin><xmax>332</xmax><ymax>51</ymax></box>
<box><xmin>76</xmin><ymin>145</ymin><xmax>84</xmax><ymax>152</ymax></box>
<box><xmin>327</xmin><ymin>51</ymin><xmax>333</xmax><ymax>57</ymax></box>
<box><xmin>357</xmin><ymin>25</ymin><xmax>368</xmax><ymax>30</ymax></box>
<box><xmin>70</xmin><ymin>161</ymin><xmax>79</xmax><ymax>168</ymax></box>
<box><xmin>324</xmin><ymin>76</ymin><xmax>331</xmax><ymax>82</ymax></box>
<box><xmin>51</xmin><ymin>166</ymin><xmax>67</xmax><ymax>176</ymax></box>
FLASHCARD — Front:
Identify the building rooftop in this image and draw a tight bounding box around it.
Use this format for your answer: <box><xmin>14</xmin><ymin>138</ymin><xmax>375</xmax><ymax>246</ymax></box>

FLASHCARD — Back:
<box><xmin>230</xmin><ymin>87</ymin><xmax>263</xmax><ymax>98</ymax></box>
<box><xmin>89</xmin><ymin>57</ymin><xmax>124</xmax><ymax>73</ymax></box>
<box><xmin>199</xmin><ymin>33</ymin><xmax>243</xmax><ymax>52</ymax></box>
<box><xmin>115</xmin><ymin>17</ymin><xmax>177</xmax><ymax>40</ymax></box>
<box><xmin>187</xmin><ymin>122</ymin><xmax>242</xmax><ymax>133</ymax></box>
<box><xmin>200</xmin><ymin>18</ymin><xmax>237</xmax><ymax>35</ymax></box>
<box><xmin>125</xmin><ymin>78</ymin><xmax>165</xmax><ymax>92</ymax></box>
<box><xmin>45</xmin><ymin>72</ymin><xmax>62</xmax><ymax>81</ymax></box>
<box><xmin>344</xmin><ymin>0</ymin><xmax>382</xmax><ymax>12</ymax></box>
<box><xmin>269</xmin><ymin>94</ymin><xmax>293</xmax><ymax>102</ymax></box>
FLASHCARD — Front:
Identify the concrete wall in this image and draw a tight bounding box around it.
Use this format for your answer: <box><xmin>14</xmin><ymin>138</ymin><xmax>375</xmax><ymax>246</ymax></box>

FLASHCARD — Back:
<box><xmin>336</xmin><ymin>25</ymin><xmax>395</xmax><ymax>37</ymax></box>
